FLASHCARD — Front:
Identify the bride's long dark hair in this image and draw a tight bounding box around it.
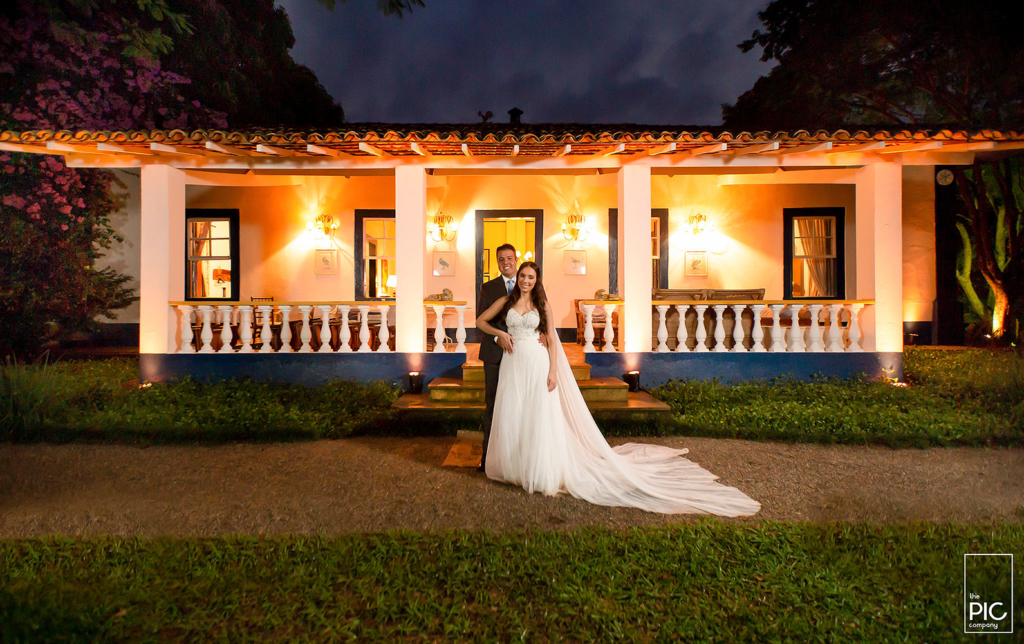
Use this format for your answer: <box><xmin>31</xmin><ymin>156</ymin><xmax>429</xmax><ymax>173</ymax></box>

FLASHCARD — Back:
<box><xmin>500</xmin><ymin>261</ymin><xmax>549</xmax><ymax>335</ymax></box>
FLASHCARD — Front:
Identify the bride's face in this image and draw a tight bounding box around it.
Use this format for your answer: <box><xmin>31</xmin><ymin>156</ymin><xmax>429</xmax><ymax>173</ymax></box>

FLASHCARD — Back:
<box><xmin>517</xmin><ymin>267</ymin><xmax>537</xmax><ymax>294</ymax></box>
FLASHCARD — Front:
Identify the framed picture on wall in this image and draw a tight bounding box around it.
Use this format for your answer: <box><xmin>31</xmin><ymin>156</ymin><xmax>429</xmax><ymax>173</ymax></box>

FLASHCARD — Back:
<box><xmin>433</xmin><ymin>250</ymin><xmax>455</xmax><ymax>276</ymax></box>
<box><xmin>564</xmin><ymin>250</ymin><xmax>587</xmax><ymax>275</ymax></box>
<box><xmin>684</xmin><ymin>250</ymin><xmax>708</xmax><ymax>277</ymax></box>
<box><xmin>314</xmin><ymin>249</ymin><xmax>338</xmax><ymax>275</ymax></box>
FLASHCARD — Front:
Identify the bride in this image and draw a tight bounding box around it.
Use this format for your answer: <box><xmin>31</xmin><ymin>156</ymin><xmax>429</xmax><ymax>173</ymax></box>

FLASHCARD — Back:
<box><xmin>475</xmin><ymin>262</ymin><xmax>760</xmax><ymax>517</ymax></box>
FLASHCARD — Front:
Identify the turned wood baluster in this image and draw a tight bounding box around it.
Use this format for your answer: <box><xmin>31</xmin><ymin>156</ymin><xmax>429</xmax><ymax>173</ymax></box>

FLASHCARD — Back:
<box><xmin>377</xmin><ymin>305</ymin><xmax>391</xmax><ymax>353</ymax></box>
<box><xmin>178</xmin><ymin>305</ymin><xmax>195</xmax><ymax>354</ymax></box>
<box><xmin>712</xmin><ymin>304</ymin><xmax>728</xmax><ymax>353</ymax></box>
<box><xmin>768</xmin><ymin>304</ymin><xmax>787</xmax><ymax>352</ymax></box>
<box><xmin>602</xmin><ymin>303</ymin><xmax>617</xmax><ymax>352</ymax></box>
<box><xmin>198</xmin><ymin>305</ymin><xmax>214</xmax><ymax>353</ymax></box>
<box><xmin>238</xmin><ymin>306</ymin><xmax>253</xmax><ymax>353</ymax></box>
<box><xmin>317</xmin><ymin>305</ymin><xmax>333</xmax><ymax>353</ymax></box>
<box><xmin>337</xmin><ymin>305</ymin><xmax>352</xmax><ymax>353</ymax></box>
<box><xmin>787</xmin><ymin>304</ymin><xmax>806</xmax><ymax>352</ymax></box>
<box><xmin>826</xmin><ymin>304</ymin><xmax>845</xmax><ymax>352</ymax></box>
<box><xmin>655</xmin><ymin>305</ymin><xmax>670</xmax><ymax>352</ymax></box>
<box><xmin>359</xmin><ymin>305</ymin><xmax>373</xmax><ymax>353</ymax></box>
<box><xmin>583</xmin><ymin>304</ymin><xmax>596</xmax><ymax>353</ymax></box>
<box><xmin>730</xmin><ymin>304</ymin><xmax>746</xmax><ymax>352</ymax></box>
<box><xmin>455</xmin><ymin>305</ymin><xmax>467</xmax><ymax>353</ymax></box>
<box><xmin>750</xmin><ymin>304</ymin><xmax>767</xmax><ymax>352</ymax></box>
<box><xmin>807</xmin><ymin>304</ymin><xmax>825</xmax><ymax>352</ymax></box>
<box><xmin>847</xmin><ymin>303</ymin><xmax>864</xmax><ymax>352</ymax></box>
<box><xmin>278</xmin><ymin>305</ymin><xmax>293</xmax><ymax>353</ymax></box>
<box><xmin>694</xmin><ymin>304</ymin><xmax>709</xmax><ymax>352</ymax></box>
<box><xmin>674</xmin><ymin>304</ymin><xmax>688</xmax><ymax>352</ymax></box>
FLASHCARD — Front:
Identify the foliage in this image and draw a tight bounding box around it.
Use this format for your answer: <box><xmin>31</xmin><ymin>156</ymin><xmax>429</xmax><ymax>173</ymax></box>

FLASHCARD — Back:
<box><xmin>1</xmin><ymin>523</ymin><xmax>1021</xmax><ymax>641</ymax></box>
<box><xmin>315</xmin><ymin>0</ymin><xmax>425</xmax><ymax>18</ymax></box>
<box><xmin>726</xmin><ymin>0</ymin><xmax>1024</xmax><ymax>343</ymax></box>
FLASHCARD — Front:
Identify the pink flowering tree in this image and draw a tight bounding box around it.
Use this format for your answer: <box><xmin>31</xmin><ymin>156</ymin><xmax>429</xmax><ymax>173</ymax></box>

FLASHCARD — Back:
<box><xmin>0</xmin><ymin>2</ymin><xmax>228</xmax><ymax>357</ymax></box>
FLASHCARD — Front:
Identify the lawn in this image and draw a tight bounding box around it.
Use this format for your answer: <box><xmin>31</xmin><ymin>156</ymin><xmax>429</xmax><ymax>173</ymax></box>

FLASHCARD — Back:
<box><xmin>1</xmin><ymin>347</ymin><xmax>1021</xmax><ymax>447</ymax></box>
<box><xmin>2</xmin><ymin>522</ymin><xmax>1020</xmax><ymax>643</ymax></box>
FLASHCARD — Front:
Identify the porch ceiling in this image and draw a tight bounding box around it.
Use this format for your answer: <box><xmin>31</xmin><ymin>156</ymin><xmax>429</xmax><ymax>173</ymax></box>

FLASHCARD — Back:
<box><xmin>2</xmin><ymin>125</ymin><xmax>1023</xmax><ymax>169</ymax></box>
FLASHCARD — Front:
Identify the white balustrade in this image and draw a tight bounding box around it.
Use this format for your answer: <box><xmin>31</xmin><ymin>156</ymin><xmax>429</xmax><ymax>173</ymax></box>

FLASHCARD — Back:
<box><xmin>297</xmin><ymin>305</ymin><xmax>313</xmax><ymax>353</ymax></box>
<box><xmin>178</xmin><ymin>305</ymin><xmax>195</xmax><ymax>354</ymax></box>
<box><xmin>377</xmin><ymin>305</ymin><xmax>391</xmax><ymax>353</ymax></box>
<box><xmin>279</xmin><ymin>305</ymin><xmax>293</xmax><ymax>353</ymax></box>
<box><xmin>337</xmin><ymin>304</ymin><xmax>352</xmax><ymax>353</ymax></box>
<box><xmin>641</xmin><ymin>300</ymin><xmax>872</xmax><ymax>355</ymax></box>
<box><xmin>602</xmin><ymin>303</ymin><xmax>618</xmax><ymax>352</ymax></box>
<box><xmin>583</xmin><ymin>304</ymin><xmax>596</xmax><ymax>353</ymax></box>
<box><xmin>317</xmin><ymin>305</ymin><xmax>333</xmax><ymax>353</ymax></box>
<box><xmin>258</xmin><ymin>305</ymin><xmax>274</xmax><ymax>354</ymax></box>
<box><xmin>455</xmin><ymin>304</ymin><xmax>467</xmax><ymax>353</ymax></box>
<box><xmin>198</xmin><ymin>305</ymin><xmax>214</xmax><ymax>353</ymax></box>
<box><xmin>358</xmin><ymin>305</ymin><xmax>372</xmax><ymax>353</ymax></box>
<box><xmin>238</xmin><ymin>306</ymin><xmax>253</xmax><ymax>353</ymax></box>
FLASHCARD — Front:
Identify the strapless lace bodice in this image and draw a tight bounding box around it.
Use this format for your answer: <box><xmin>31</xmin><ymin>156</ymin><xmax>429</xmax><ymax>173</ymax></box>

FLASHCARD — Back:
<box><xmin>506</xmin><ymin>308</ymin><xmax>540</xmax><ymax>341</ymax></box>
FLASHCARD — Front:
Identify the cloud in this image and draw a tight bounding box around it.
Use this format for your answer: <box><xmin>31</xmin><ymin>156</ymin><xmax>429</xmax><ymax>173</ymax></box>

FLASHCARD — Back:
<box><xmin>276</xmin><ymin>0</ymin><xmax>774</xmax><ymax>124</ymax></box>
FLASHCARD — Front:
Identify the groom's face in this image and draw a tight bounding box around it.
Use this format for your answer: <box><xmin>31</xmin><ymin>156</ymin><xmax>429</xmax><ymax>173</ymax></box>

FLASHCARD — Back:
<box><xmin>496</xmin><ymin>249</ymin><xmax>518</xmax><ymax>278</ymax></box>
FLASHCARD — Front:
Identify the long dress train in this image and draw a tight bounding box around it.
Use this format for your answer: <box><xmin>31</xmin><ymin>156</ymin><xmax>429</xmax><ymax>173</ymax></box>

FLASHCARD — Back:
<box><xmin>485</xmin><ymin>308</ymin><xmax>760</xmax><ymax>517</ymax></box>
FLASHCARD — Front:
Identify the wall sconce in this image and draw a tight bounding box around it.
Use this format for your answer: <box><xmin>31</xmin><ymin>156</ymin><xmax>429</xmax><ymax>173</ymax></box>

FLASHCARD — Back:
<box><xmin>515</xmin><ymin>250</ymin><xmax>534</xmax><ymax>265</ymax></box>
<box><xmin>561</xmin><ymin>213</ymin><xmax>590</xmax><ymax>243</ymax></box>
<box><xmin>675</xmin><ymin>213</ymin><xmax>727</xmax><ymax>254</ymax></box>
<box><xmin>428</xmin><ymin>213</ymin><xmax>458</xmax><ymax>242</ymax></box>
<box><xmin>687</xmin><ymin>213</ymin><xmax>708</xmax><ymax>235</ymax></box>
<box><xmin>307</xmin><ymin>213</ymin><xmax>338</xmax><ymax>240</ymax></box>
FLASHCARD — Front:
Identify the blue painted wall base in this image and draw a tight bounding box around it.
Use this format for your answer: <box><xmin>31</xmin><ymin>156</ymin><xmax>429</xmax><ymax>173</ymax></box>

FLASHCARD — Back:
<box><xmin>140</xmin><ymin>352</ymin><xmax>466</xmax><ymax>387</ymax></box>
<box><xmin>141</xmin><ymin>351</ymin><xmax>902</xmax><ymax>387</ymax></box>
<box><xmin>586</xmin><ymin>351</ymin><xmax>902</xmax><ymax>386</ymax></box>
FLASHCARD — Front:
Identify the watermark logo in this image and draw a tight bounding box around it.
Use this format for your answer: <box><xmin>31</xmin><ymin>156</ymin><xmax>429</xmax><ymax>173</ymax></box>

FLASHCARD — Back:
<box><xmin>964</xmin><ymin>554</ymin><xmax>1014</xmax><ymax>634</ymax></box>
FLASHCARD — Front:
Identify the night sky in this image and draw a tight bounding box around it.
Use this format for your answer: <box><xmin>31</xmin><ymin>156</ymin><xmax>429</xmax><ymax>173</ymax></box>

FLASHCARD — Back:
<box><xmin>275</xmin><ymin>0</ymin><xmax>775</xmax><ymax>125</ymax></box>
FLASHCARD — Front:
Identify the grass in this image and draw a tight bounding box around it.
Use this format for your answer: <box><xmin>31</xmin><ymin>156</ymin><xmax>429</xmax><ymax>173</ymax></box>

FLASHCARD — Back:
<box><xmin>1</xmin><ymin>522</ymin><xmax>1020</xmax><ymax>642</ymax></box>
<box><xmin>1</xmin><ymin>348</ymin><xmax>1022</xmax><ymax>447</ymax></box>
<box><xmin>647</xmin><ymin>347</ymin><xmax>1024</xmax><ymax>448</ymax></box>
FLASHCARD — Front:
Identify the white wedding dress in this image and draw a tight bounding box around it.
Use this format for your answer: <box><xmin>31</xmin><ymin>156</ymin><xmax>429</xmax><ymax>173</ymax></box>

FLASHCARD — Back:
<box><xmin>485</xmin><ymin>308</ymin><xmax>761</xmax><ymax>517</ymax></box>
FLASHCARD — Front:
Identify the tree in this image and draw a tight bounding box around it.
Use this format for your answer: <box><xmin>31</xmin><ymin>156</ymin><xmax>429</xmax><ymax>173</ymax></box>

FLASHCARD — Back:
<box><xmin>725</xmin><ymin>0</ymin><xmax>1024</xmax><ymax>343</ymax></box>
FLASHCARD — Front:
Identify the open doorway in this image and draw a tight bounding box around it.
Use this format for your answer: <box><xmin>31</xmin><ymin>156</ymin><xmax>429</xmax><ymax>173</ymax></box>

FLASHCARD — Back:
<box><xmin>475</xmin><ymin>209</ymin><xmax>543</xmax><ymax>314</ymax></box>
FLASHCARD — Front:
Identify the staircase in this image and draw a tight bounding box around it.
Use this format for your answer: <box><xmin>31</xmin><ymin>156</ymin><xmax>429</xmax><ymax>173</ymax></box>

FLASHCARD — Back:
<box><xmin>393</xmin><ymin>353</ymin><xmax>671</xmax><ymax>419</ymax></box>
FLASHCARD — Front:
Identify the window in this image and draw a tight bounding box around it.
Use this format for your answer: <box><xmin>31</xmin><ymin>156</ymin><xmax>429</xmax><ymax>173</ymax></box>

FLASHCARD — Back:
<box><xmin>783</xmin><ymin>208</ymin><xmax>844</xmax><ymax>299</ymax></box>
<box><xmin>185</xmin><ymin>209</ymin><xmax>239</xmax><ymax>300</ymax></box>
<box><xmin>355</xmin><ymin>210</ymin><xmax>396</xmax><ymax>300</ymax></box>
<box><xmin>651</xmin><ymin>217</ymin><xmax>661</xmax><ymax>288</ymax></box>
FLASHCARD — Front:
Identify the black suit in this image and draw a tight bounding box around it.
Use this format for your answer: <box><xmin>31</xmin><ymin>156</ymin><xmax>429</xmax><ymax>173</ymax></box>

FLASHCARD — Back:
<box><xmin>478</xmin><ymin>275</ymin><xmax>513</xmax><ymax>468</ymax></box>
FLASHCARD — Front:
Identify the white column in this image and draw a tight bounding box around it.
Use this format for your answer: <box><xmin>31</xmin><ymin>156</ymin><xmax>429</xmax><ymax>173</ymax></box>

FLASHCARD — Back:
<box><xmin>618</xmin><ymin>165</ymin><xmax>652</xmax><ymax>352</ymax></box>
<box><xmin>675</xmin><ymin>304</ymin><xmax>690</xmax><ymax>352</ymax></box>
<box><xmin>431</xmin><ymin>304</ymin><xmax>446</xmax><ymax>353</ymax></box>
<box><xmin>317</xmin><ymin>305</ymin><xmax>333</xmax><ymax>353</ymax></box>
<box><xmin>140</xmin><ymin>165</ymin><xmax>186</xmax><ymax>354</ymax></box>
<box><xmin>377</xmin><ymin>305</ymin><xmax>391</xmax><ymax>352</ymax></box>
<box><xmin>395</xmin><ymin>166</ymin><xmax>427</xmax><ymax>352</ymax></box>
<box><xmin>730</xmin><ymin>304</ymin><xmax>746</xmax><ymax>352</ymax></box>
<box><xmin>278</xmin><ymin>305</ymin><xmax>293</xmax><ymax>353</ymax></box>
<box><xmin>218</xmin><ymin>305</ymin><xmax>233</xmax><ymax>353</ymax></box>
<box><xmin>258</xmin><ymin>305</ymin><xmax>274</xmax><ymax>354</ymax></box>
<box><xmin>337</xmin><ymin>304</ymin><xmax>352</xmax><ymax>353</ymax></box>
<box><xmin>787</xmin><ymin>305</ymin><xmax>806</xmax><ymax>352</ymax></box>
<box><xmin>847</xmin><ymin>303</ymin><xmax>865</xmax><ymax>352</ymax></box>
<box><xmin>750</xmin><ymin>304</ymin><xmax>767</xmax><ymax>352</ymax></box>
<box><xmin>177</xmin><ymin>305</ymin><xmax>194</xmax><ymax>354</ymax></box>
<box><xmin>655</xmin><ymin>305</ymin><xmax>669</xmax><ymax>352</ymax></box>
<box><xmin>583</xmin><ymin>304</ymin><xmax>596</xmax><ymax>353</ymax></box>
<box><xmin>455</xmin><ymin>304</ymin><xmax>467</xmax><ymax>353</ymax></box>
<box><xmin>856</xmin><ymin>162</ymin><xmax>902</xmax><ymax>352</ymax></box>
<box><xmin>826</xmin><ymin>304</ymin><xmax>845</xmax><ymax>352</ymax></box>
<box><xmin>238</xmin><ymin>306</ymin><xmax>253</xmax><ymax>353</ymax></box>
<box><xmin>602</xmin><ymin>303</ymin><xmax>617</xmax><ymax>352</ymax></box>
<box><xmin>712</xmin><ymin>304</ymin><xmax>728</xmax><ymax>353</ymax></box>
<box><xmin>296</xmin><ymin>305</ymin><xmax>313</xmax><ymax>353</ymax></box>
<box><xmin>693</xmin><ymin>304</ymin><xmax>709</xmax><ymax>352</ymax></box>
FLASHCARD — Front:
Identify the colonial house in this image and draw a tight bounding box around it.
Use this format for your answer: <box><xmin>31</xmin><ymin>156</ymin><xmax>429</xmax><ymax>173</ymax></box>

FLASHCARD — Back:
<box><xmin>3</xmin><ymin>124</ymin><xmax>1020</xmax><ymax>399</ymax></box>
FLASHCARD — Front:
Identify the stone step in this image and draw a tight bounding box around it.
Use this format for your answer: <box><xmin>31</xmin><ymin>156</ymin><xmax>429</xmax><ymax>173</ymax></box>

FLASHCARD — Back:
<box><xmin>393</xmin><ymin>390</ymin><xmax>671</xmax><ymax>418</ymax></box>
<box><xmin>428</xmin><ymin>376</ymin><xmax>628</xmax><ymax>403</ymax></box>
<box><xmin>462</xmin><ymin>362</ymin><xmax>591</xmax><ymax>382</ymax></box>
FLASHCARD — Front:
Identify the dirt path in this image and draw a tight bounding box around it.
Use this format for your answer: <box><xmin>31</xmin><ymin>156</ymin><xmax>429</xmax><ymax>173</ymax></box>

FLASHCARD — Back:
<box><xmin>1</xmin><ymin>437</ymin><xmax>1020</xmax><ymax>537</ymax></box>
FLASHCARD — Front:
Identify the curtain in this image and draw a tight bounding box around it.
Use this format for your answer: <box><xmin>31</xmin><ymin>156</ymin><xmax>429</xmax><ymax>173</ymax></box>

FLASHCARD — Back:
<box><xmin>191</xmin><ymin>221</ymin><xmax>211</xmax><ymax>298</ymax></box>
<box><xmin>795</xmin><ymin>218</ymin><xmax>833</xmax><ymax>297</ymax></box>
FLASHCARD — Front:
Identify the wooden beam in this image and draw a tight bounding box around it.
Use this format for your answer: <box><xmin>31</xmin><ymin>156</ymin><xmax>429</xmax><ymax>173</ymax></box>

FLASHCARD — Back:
<box><xmin>936</xmin><ymin>141</ymin><xmax>997</xmax><ymax>152</ymax></box>
<box><xmin>777</xmin><ymin>142</ymin><xmax>833</xmax><ymax>155</ymax></box>
<box><xmin>511</xmin><ymin>144</ymin><xmax>519</xmax><ymax>156</ymax></box>
<box><xmin>461</xmin><ymin>143</ymin><xmax>472</xmax><ymax>157</ymax></box>
<box><xmin>648</xmin><ymin>142</ymin><xmax>677</xmax><ymax>155</ymax></box>
<box><xmin>0</xmin><ymin>141</ymin><xmax>65</xmax><ymax>154</ymax></box>
<box><xmin>358</xmin><ymin>142</ymin><xmax>390</xmax><ymax>157</ymax></box>
<box><xmin>410</xmin><ymin>142</ymin><xmax>431</xmax><ymax>157</ymax></box>
<box><xmin>685</xmin><ymin>142</ymin><xmax>729</xmax><ymax>156</ymax></box>
<box><xmin>150</xmin><ymin>142</ymin><xmax>209</xmax><ymax>156</ymax></box>
<box><xmin>306</xmin><ymin>144</ymin><xmax>350</xmax><ymax>157</ymax></box>
<box><xmin>828</xmin><ymin>141</ymin><xmax>885</xmax><ymax>154</ymax></box>
<box><xmin>731</xmin><ymin>141</ymin><xmax>780</xmax><ymax>156</ymax></box>
<box><xmin>205</xmin><ymin>141</ymin><xmax>247</xmax><ymax>156</ymax></box>
<box><xmin>97</xmin><ymin>142</ymin><xmax>161</xmax><ymax>156</ymax></box>
<box><xmin>255</xmin><ymin>144</ymin><xmax>296</xmax><ymax>156</ymax></box>
<box><xmin>594</xmin><ymin>143</ymin><xmax>626</xmax><ymax>156</ymax></box>
<box><xmin>878</xmin><ymin>141</ymin><xmax>943</xmax><ymax>154</ymax></box>
<box><xmin>553</xmin><ymin>144</ymin><xmax>572</xmax><ymax>157</ymax></box>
